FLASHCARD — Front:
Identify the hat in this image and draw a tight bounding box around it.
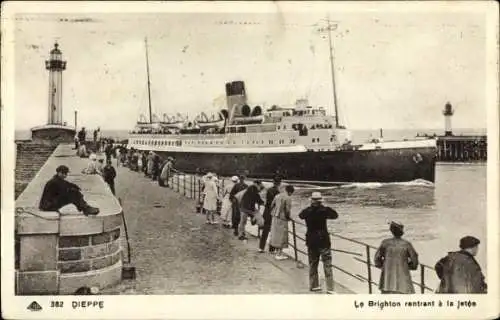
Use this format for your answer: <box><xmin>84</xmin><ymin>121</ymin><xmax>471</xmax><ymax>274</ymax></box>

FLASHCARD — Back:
<box><xmin>310</xmin><ymin>192</ymin><xmax>323</xmax><ymax>201</ymax></box>
<box><xmin>56</xmin><ymin>165</ymin><xmax>69</xmax><ymax>174</ymax></box>
<box><xmin>89</xmin><ymin>154</ymin><xmax>97</xmax><ymax>161</ymax></box>
<box><xmin>459</xmin><ymin>236</ymin><xmax>480</xmax><ymax>250</ymax></box>
<box><xmin>167</xmin><ymin>156</ymin><xmax>173</xmax><ymax>161</ymax></box>
<box><xmin>206</xmin><ymin>172</ymin><xmax>214</xmax><ymax>178</ymax></box>
<box><xmin>231</xmin><ymin>176</ymin><xmax>239</xmax><ymax>182</ymax></box>
<box><xmin>389</xmin><ymin>221</ymin><xmax>404</xmax><ymax>231</ymax></box>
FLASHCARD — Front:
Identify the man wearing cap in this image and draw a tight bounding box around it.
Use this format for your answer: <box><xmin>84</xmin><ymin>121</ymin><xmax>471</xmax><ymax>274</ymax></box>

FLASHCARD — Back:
<box><xmin>39</xmin><ymin>165</ymin><xmax>99</xmax><ymax>216</ymax></box>
<box><xmin>259</xmin><ymin>176</ymin><xmax>282</xmax><ymax>253</ymax></box>
<box><xmin>298</xmin><ymin>192</ymin><xmax>338</xmax><ymax>294</ymax></box>
<box><xmin>229</xmin><ymin>174</ymin><xmax>249</xmax><ymax>236</ymax></box>
<box><xmin>374</xmin><ymin>222</ymin><xmax>419</xmax><ymax>294</ymax></box>
<box><xmin>434</xmin><ymin>236</ymin><xmax>487</xmax><ymax>293</ymax></box>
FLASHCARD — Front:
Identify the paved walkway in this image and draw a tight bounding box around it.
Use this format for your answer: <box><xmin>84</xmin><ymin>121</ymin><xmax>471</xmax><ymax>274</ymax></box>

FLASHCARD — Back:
<box><xmin>101</xmin><ymin>164</ymin><xmax>342</xmax><ymax>294</ymax></box>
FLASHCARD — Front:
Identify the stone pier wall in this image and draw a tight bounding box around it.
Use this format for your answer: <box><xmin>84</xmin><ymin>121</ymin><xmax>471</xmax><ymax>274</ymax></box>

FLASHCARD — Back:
<box><xmin>15</xmin><ymin>144</ymin><xmax>123</xmax><ymax>295</ymax></box>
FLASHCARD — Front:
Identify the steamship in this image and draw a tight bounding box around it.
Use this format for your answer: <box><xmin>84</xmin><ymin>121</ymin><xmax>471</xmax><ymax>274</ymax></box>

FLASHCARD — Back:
<box><xmin>127</xmin><ymin>38</ymin><xmax>437</xmax><ymax>184</ymax></box>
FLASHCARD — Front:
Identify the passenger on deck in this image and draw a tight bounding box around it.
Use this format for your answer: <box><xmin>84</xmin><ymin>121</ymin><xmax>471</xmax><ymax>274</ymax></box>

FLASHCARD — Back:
<box><xmin>39</xmin><ymin>165</ymin><xmax>99</xmax><ymax>216</ymax></box>
<box><xmin>259</xmin><ymin>176</ymin><xmax>282</xmax><ymax>253</ymax></box>
<box><xmin>229</xmin><ymin>175</ymin><xmax>249</xmax><ymax>236</ymax></box>
<box><xmin>220</xmin><ymin>176</ymin><xmax>239</xmax><ymax>228</ymax></box>
<box><xmin>374</xmin><ymin>222</ymin><xmax>419</xmax><ymax>294</ymax></box>
<box><xmin>298</xmin><ymin>192</ymin><xmax>338</xmax><ymax>294</ymax></box>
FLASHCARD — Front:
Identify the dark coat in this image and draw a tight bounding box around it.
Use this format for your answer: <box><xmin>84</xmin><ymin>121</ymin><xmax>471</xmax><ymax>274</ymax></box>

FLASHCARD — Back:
<box><xmin>229</xmin><ymin>182</ymin><xmax>248</xmax><ymax>201</ymax></box>
<box><xmin>435</xmin><ymin>251</ymin><xmax>487</xmax><ymax>293</ymax></box>
<box><xmin>102</xmin><ymin>165</ymin><xmax>116</xmax><ymax>184</ymax></box>
<box><xmin>298</xmin><ymin>204</ymin><xmax>338</xmax><ymax>248</ymax></box>
<box><xmin>39</xmin><ymin>175</ymin><xmax>80</xmax><ymax>211</ymax></box>
<box><xmin>263</xmin><ymin>185</ymin><xmax>280</xmax><ymax>218</ymax></box>
<box><xmin>374</xmin><ymin>237</ymin><xmax>419</xmax><ymax>293</ymax></box>
<box><xmin>239</xmin><ymin>185</ymin><xmax>264</xmax><ymax>211</ymax></box>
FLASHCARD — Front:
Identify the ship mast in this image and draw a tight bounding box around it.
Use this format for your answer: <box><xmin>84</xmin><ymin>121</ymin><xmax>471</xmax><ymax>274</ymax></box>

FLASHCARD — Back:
<box><xmin>318</xmin><ymin>17</ymin><xmax>341</xmax><ymax>128</ymax></box>
<box><xmin>145</xmin><ymin>38</ymin><xmax>153</xmax><ymax>124</ymax></box>
<box><xmin>326</xmin><ymin>19</ymin><xmax>340</xmax><ymax>128</ymax></box>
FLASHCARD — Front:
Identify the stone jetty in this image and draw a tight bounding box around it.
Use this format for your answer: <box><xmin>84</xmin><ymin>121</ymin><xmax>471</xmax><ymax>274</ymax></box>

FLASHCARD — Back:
<box><xmin>15</xmin><ymin>143</ymin><xmax>351</xmax><ymax>295</ymax></box>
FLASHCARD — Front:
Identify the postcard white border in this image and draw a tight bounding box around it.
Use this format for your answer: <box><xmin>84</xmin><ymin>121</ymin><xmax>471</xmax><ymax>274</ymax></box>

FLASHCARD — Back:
<box><xmin>2</xmin><ymin>1</ymin><xmax>499</xmax><ymax>319</ymax></box>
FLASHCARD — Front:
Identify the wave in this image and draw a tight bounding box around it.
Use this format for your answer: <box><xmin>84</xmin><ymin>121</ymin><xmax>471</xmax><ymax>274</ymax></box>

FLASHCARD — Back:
<box><xmin>340</xmin><ymin>179</ymin><xmax>434</xmax><ymax>189</ymax></box>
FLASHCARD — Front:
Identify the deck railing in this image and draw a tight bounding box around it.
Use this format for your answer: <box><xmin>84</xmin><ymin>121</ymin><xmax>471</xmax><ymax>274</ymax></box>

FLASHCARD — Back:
<box><xmin>162</xmin><ymin>170</ymin><xmax>437</xmax><ymax>294</ymax></box>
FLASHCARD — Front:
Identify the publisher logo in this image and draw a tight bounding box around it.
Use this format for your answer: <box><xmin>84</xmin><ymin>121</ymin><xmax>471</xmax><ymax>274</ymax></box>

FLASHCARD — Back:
<box><xmin>27</xmin><ymin>301</ymin><xmax>42</xmax><ymax>311</ymax></box>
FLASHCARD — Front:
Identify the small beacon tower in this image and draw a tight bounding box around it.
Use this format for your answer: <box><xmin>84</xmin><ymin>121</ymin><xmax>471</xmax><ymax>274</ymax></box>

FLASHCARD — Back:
<box><xmin>443</xmin><ymin>102</ymin><xmax>454</xmax><ymax>136</ymax></box>
<box><xmin>31</xmin><ymin>42</ymin><xmax>75</xmax><ymax>143</ymax></box>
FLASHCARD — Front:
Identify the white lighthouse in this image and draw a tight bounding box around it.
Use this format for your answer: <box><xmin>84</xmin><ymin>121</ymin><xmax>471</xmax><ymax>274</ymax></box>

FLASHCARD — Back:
<box><xmin>31</xmin><ymin>42</ymin><xmax>75</xmax><ymax>143</ymax></box>
<box><xmin>443</xmin><ymin>102</ymin><xmax>454</xmax><ymax>136</ymax></box>
<box><xmin>45</xmin><ymin>42</ymin><xmax>66</xmax><ymax>124</ymax></box>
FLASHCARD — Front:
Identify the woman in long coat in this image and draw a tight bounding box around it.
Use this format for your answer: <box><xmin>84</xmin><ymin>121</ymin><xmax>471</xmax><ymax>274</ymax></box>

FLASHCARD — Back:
<box><xmin>374</xmin><ymin>222</ymin><xmax>419</xmax><ymax>294</ymax></box>
<box><xmin>269</xmin><ymin>185</ymin><xmax>295</xmax><ymax>260</ymax></box>
<box><xmin>146</xmin><ymin>152</ymin><xmax>154</xmax><ymax>177</ymax></box>
<box><xmin>203</xmin><ymin>173</ymin><xmax>218</xmax><ymax>224</ymax></box>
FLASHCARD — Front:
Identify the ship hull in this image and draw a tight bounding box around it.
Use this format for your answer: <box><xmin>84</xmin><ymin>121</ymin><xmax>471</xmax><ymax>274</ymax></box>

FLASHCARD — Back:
<box><xmin>145</xmin><ymin>147</ymin><xmax>436</xmax><ymax>183</ymax></box>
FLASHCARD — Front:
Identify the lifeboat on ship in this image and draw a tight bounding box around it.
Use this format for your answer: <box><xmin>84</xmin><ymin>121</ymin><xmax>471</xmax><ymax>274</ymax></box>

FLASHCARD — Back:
<box><xmin>194</xmin><ymin>111</ymin><xmax>226</xmax><ymax>129</ymax></box>
<box><xmin>159</xmin><ymin>113</ymin><xmax>186</xmax><ymax>130</ymax></box>
<box><xmin>136</xmin><ymin>114</ymin><xmax>161</xmax><ymax>130</ymax></box>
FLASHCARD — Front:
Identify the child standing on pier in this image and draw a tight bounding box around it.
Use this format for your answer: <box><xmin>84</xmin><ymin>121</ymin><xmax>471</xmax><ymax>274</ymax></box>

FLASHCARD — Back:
<box><xmin>102</xmin><ymin>158</ymin><xmax>117</xmax><ymax>195</ymax></box>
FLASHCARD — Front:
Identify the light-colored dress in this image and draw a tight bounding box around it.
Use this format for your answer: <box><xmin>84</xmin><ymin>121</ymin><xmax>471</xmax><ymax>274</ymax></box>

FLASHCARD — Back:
<box><xmin>269</xmin><ymin>192</ymin><xmax>292</xmax><ymax>249</ymax></box>
<box><xmin>203</xmin><ymin>178</ymin><xmax>218</xmax><ymax>211</ymax></box>
<box><xmin>220</xmin><ymin>181</ymin><xmax>235</xmax><ymax>222</ymax></box>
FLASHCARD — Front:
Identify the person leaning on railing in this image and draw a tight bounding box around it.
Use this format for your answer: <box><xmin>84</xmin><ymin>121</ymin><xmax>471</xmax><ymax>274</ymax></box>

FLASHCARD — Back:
<box><xmin>298</xmin><ymin>192</ymin><xmax>338</xmax><ymax>294</ymax></box>
<box><xmin>374</xmin><ymin>222</ymin><xmax>419</xmax><ymax>294</ymax></box>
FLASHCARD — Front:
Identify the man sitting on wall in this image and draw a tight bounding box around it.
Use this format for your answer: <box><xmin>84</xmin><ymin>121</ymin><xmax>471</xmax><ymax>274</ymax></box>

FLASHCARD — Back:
<box><xmin>39</xmin><ymin>165</ymin><xmax>99</xmax><ymax>216</ymax></box>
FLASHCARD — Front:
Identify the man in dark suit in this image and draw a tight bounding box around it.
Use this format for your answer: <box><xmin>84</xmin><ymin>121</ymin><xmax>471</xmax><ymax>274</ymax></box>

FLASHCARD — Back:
<box><xmin>39</xmin><ymin>165</ymin><xmax>99</xmax><ymax>215</ymax></box>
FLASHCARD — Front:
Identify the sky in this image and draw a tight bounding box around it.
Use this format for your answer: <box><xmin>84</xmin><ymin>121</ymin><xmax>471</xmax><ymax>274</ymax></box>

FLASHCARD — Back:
<box><xmin>9</xmin><ymin>4</ymin><xmax>490</xmax><ymax>131</ymax></box>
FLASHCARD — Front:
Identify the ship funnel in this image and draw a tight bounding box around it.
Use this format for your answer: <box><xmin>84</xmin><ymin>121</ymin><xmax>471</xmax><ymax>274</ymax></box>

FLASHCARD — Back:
<box><xmin>251</xmin><ymin>106</ymin><xmax>262</xmax><ymax>116</ymax></box>
<box><xmin>225</xmin><ymin>81</ymin><xmax>248</xmax><ymax>119</ymax></box>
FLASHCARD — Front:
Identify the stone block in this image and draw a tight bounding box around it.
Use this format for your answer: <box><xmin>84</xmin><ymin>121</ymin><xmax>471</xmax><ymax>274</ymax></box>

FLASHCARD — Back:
<box><xmin>91</xmin><ymin>255</ymin><xmax>112</xmax><ymax>270</ymax></box>
<box><xmin>58</xmin><ymin>248</ymin><xmax>82</xmax><ymax>261</ymax></box>
<box><xmin>59</xmin><ymin>260</ymin><xmax>91</xmax><ymax>273</ymax></box>
<box><xmin>103</xmin><ymin>213</ymin><xmax>123</xmax><ymax>232</ymax></box>
<box><xmin>59</xmin><ymin>235</ymin><xmax>90</xmax><ymax>248</ymax></box>
<box><xmin>59</xmin><ymin>260</ymin><xmax>122</xmax><ymax>294</ymax></box>
<box><xmin>91</xmin><ymin>232</ymin><xmax>111</xmax><ymax>245</ymax></box>
<box><xmin>81</xmin><ymin>243</ymin><xmax>108</xmax><ymax>259</ymax></box>
<box><xmin>107</xmin><ymin>240</ymin><xmax>121</xmax><ymax>255</ymax></box>
<box><xmin>17</xmin><ymin>270</ymin><xmax>59</xmax><ymax>295</ymax></box>
<box><xmin>16</xmin><ymin>212</ymin><xmax>60</xmax><ymax>235</ymax></box>
<box><xmin>111</xmin><ymin>249</ymin><xmax>122</xmax><ymax>265</ymax></box>
<box><xmin>19</xmin><ymin>235</ymin><xmax>58</xmax><ymax>271</ymax></box>
<box><xmin>59</xmin><ymin>215</ymin><xmax>103</xmax><ymax>236</ymax></box>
